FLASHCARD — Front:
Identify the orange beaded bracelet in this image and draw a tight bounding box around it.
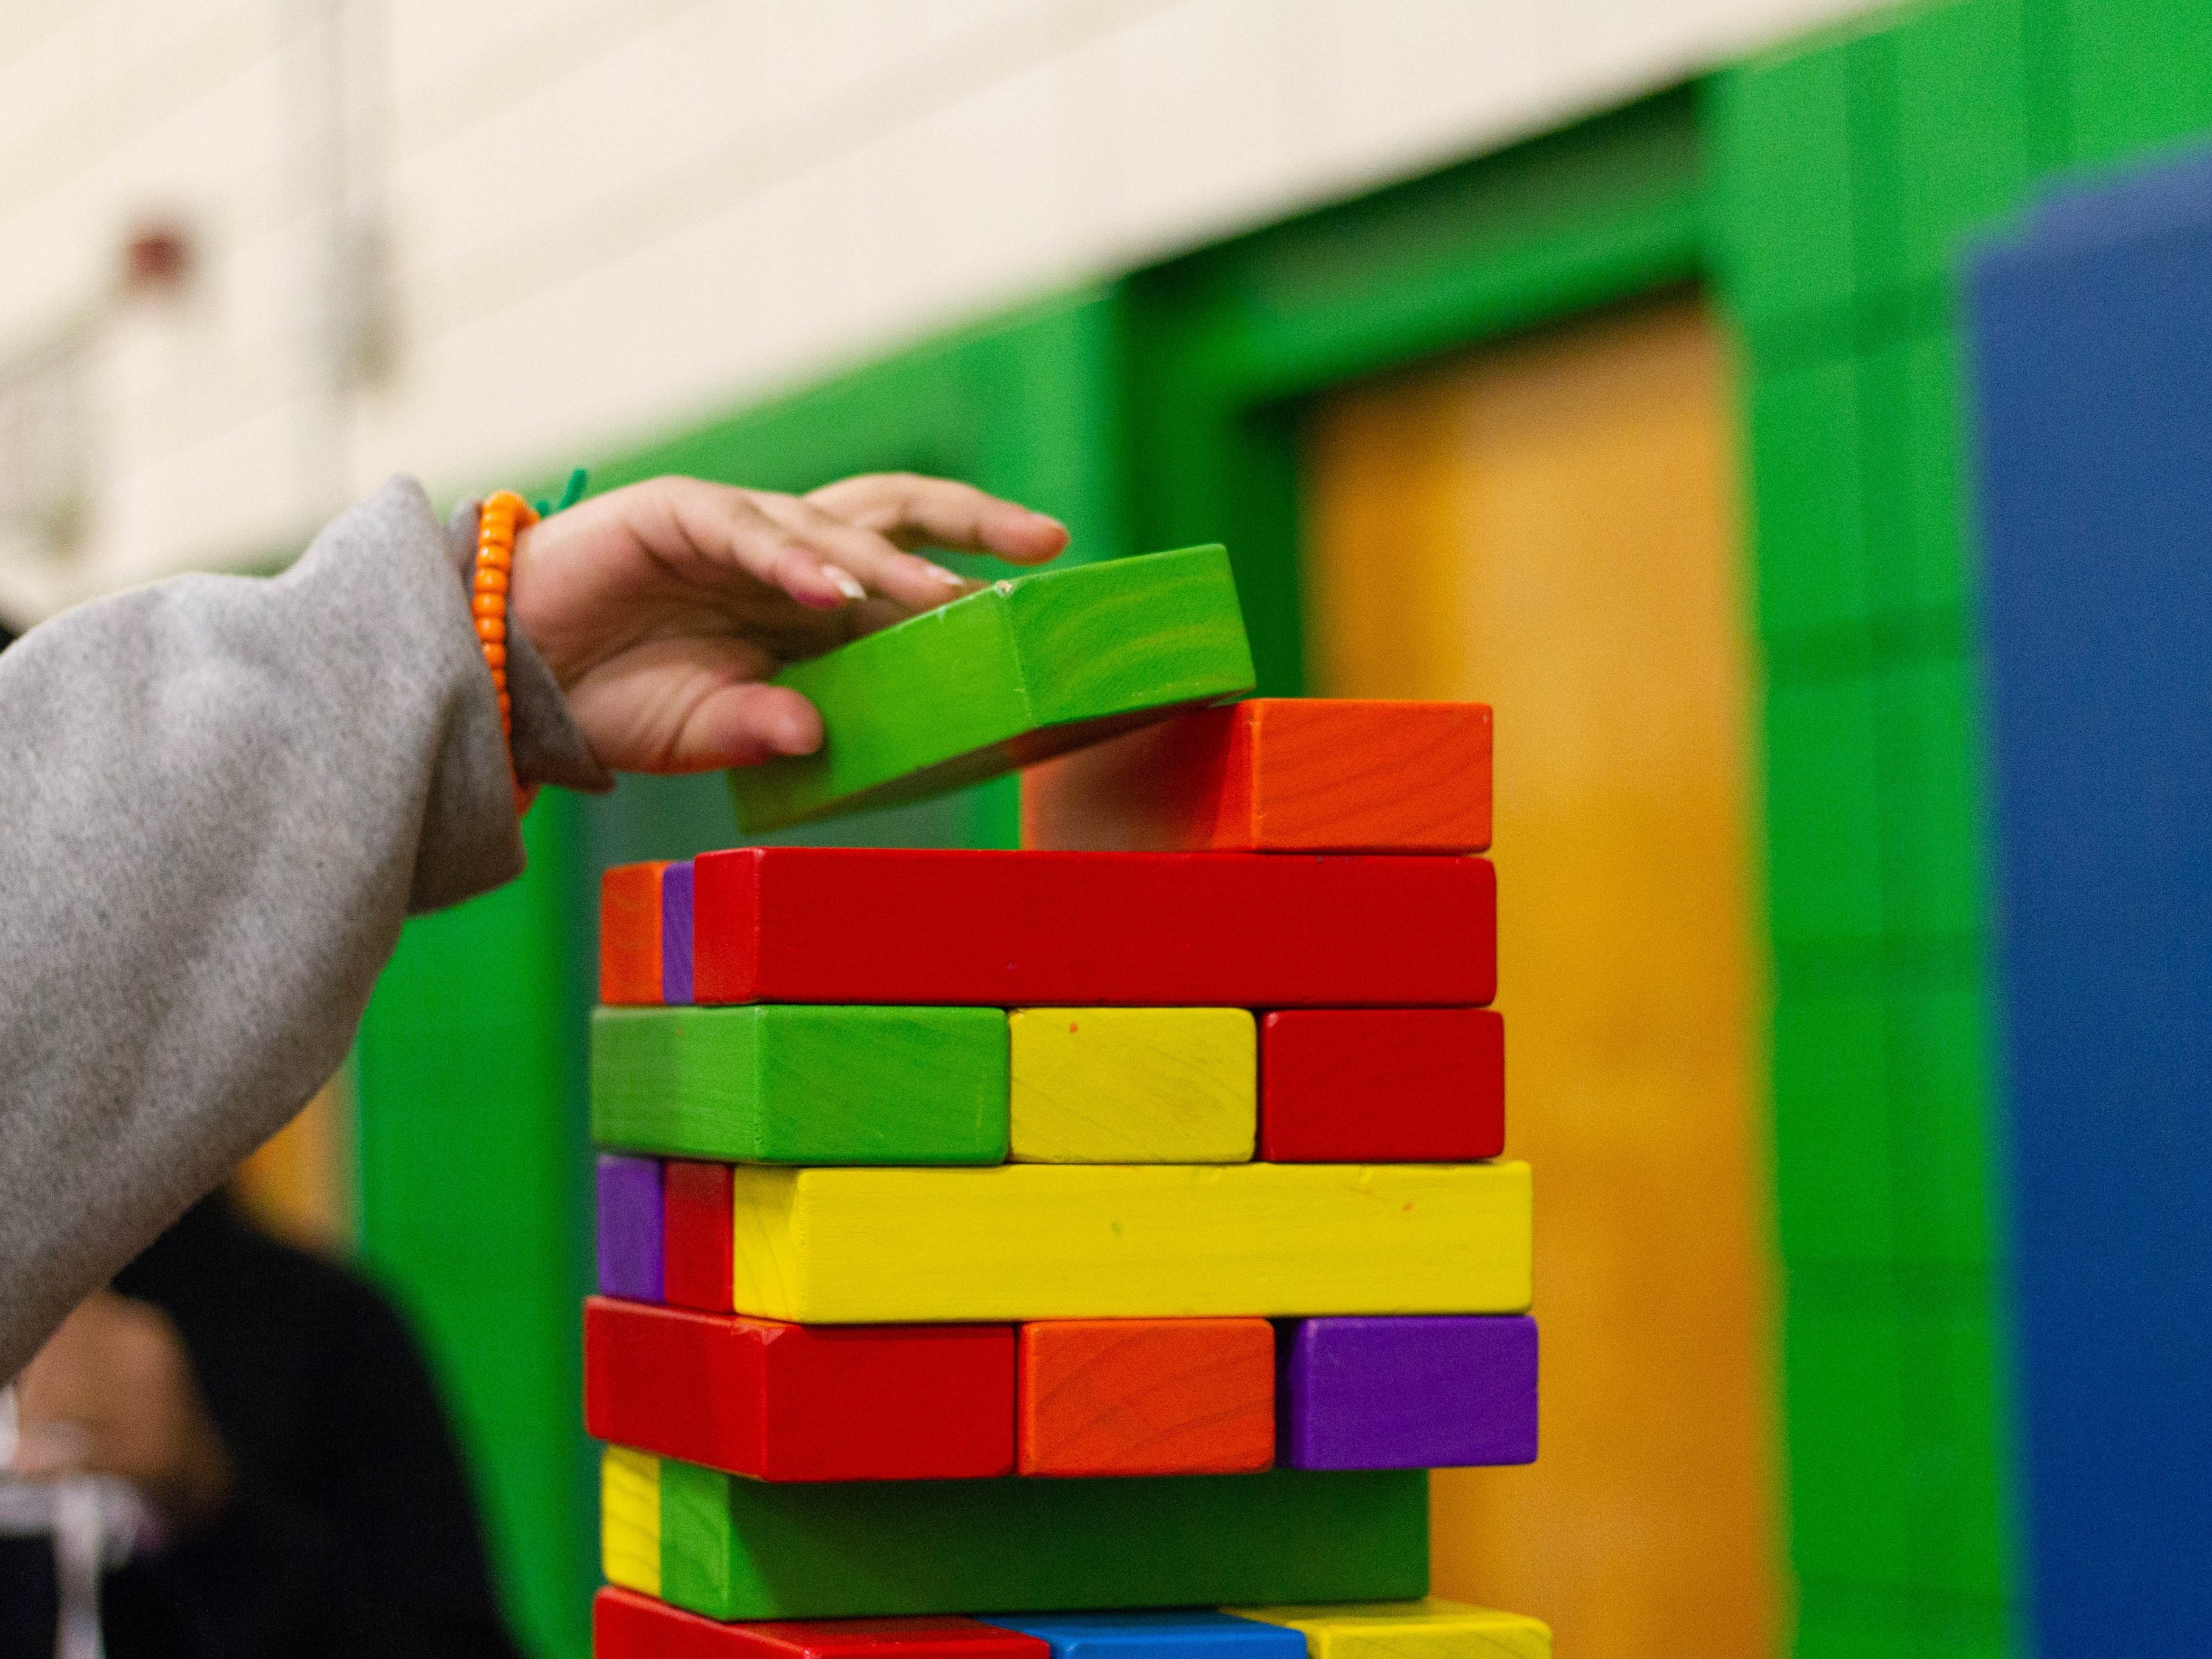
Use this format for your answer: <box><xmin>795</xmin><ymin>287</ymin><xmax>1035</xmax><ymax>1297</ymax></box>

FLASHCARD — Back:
<box><xmin>474</xmin><ymin>489</ymin><xmax>538</xmax><ymax>814</ymax></box>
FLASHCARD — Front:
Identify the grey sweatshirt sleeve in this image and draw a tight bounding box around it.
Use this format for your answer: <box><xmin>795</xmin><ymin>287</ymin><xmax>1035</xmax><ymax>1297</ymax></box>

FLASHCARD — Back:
<box><xmin>0</xmin><ymin>475</ymin><xmax>608</xmax><ymax>1381</ymax></box>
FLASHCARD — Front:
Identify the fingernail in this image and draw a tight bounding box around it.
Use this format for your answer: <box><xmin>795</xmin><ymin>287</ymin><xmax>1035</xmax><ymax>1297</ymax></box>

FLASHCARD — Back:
<box><xmin>927</xmin><ymin>563</ymin><xmax>967</xmax><ymax>586</ymax></box>
<box><xmin>1030</xmin><ymin>511</ymin><xmax>1067</xmax><ymax>534</ymax></box>
<box><xmin>823</xmin><ymin>566</ymin><xmax>866</xmax><ymax>603</ymax></box>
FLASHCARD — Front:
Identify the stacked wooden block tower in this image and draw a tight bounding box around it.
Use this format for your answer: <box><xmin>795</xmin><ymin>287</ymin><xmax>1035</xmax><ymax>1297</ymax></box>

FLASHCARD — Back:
<box><xmin>585</xmin><ymin>547</ymin><xmax>1549</xmax><ymax>1659</ymax></box>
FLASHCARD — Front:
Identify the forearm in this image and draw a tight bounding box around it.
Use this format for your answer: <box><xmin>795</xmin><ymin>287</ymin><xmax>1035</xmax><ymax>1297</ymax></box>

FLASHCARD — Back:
<box><xmin>0</xmin><ymin>477</ymin><xmax>596</xmax><ymax>1380</ymax></box>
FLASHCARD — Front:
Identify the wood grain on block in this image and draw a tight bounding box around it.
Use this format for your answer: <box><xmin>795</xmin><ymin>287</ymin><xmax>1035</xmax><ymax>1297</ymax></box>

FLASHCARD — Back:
<box><xmin>585</xmin><ymin>1298</ymin><xmax>1014</xmax><ymax>1481</ymax></box>
<box><xmin>600</xmin><ymin>1445</ymin><xmax>661</xmax><ymax>1598</ymax></box>
<box><xmin>1017</xmin><ymin>1317</ymin><xmax>1273</xmax><ymax>1475</ymax></box>
<box><xmin>602</xmin><ymin>861</ymin><xmax>671</xmax><ymax>1004</ymax></box>
<box><xmin>982</xmin><ymin>1613</ymin><xmax>1305</xmax><ymax>1659</ymax></box>
<box><xmin>656</xmin><ymin>1460</ymin><xmax>1428</xmax><ymax>1619</ymax></box>
<box><xmin>592</xmin><ymin>1006</ymin><xmax>1008</xmax><ymax>1164</ymax></box>
<box><xmin>664</xmin><ymin>1160</ymin><xmax>736</xmax><ymax>1313</ymax></box>
<box><xmin>1224</xmin><ymin>1601</ymin><xmax>1550</xmax><ymax>1659</ymax></box>
<box><xmin>1277</xmin><ymin>1316</ymin><xmax>1537</xmax><ymax>1470</ymax></box>
<box><xmin>1009</xmin><ymin>1009</ymin><xmax>1254</xmax><ymax>1163</ymax></box>
<box><xmin>596</xmin><ymin>1592</ymin><xmax>1053</xmax><ymax>1659</ymax></box>
<box><xmin>729</xmin><ymin>545</ymin><xmax>1253</xmax><ymax>833</ymax></box>
<box><xmin>596</xmin><ymin>1154</ymin><xmax>664</xmax><ymax>1302</ymax></box>
<box><xmin>725</xmin><ymin>1163</ymin><xmax>1531</xmax><ymax>1324</ymax></box>
<box><xmin>693</xmin><ymin>849</ymin><xmax>1494</xmax><ymax>1008</ymax></box>
<box><xmin>1022</xmin><ymin>701</ymin><xmax>1492</xmax><ymax>854</ymax></box>
<box><xmin>662</xmin><ymin>860</ymin><xmax>696</xmax><ymax>1004</ymax></box>
<box><xmin>1259</xmin><ymin>1010</ymin><xmax>1504</xmax><ymax>1162</ymax></box>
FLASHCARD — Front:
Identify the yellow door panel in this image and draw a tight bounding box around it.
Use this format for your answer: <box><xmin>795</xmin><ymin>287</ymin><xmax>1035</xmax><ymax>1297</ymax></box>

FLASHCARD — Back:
<box><xmin>1303</xmin><ymin>293</ymin><xmax>1778</xmax><ymax>1658</ymax></box>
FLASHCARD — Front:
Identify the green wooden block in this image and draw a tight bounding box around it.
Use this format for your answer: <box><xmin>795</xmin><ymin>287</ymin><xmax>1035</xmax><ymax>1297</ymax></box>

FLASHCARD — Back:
<box><xmin>1773</xmin><ymin>991</ymin><xmax>1895</xmax><ymax>1266</ymax></box>
<box><xmin>1887</xmin><ymin>972</ymin><xmax>1997</xmax><ymax>1271</ymax></box>
<box><xmin>656</xmin><ymin>1461</ymin><xmax>1428</xmax><ymax>1619</ymax></box>
<box><xmin>1764</xmin><ymin>675</ymin><xmax>1885</xmax><ymax>949</ymax></box>
<box><xmin>1747</xmin><ymin>353</ymin><xmax>1872</xmax><ymax>648</ymax></box>
<box><xmin>1785</xmin><ymin>1296</ymin><xmax>1913</xmax><ymax>1589</ymax></box>
<box><xmin>729</xmin><ymin>545</ymin><xmax>1255</xmax><ymax>832</ymax></box>
<box><xmin>589</xmin><ymin>1006</ymin><xmax>1009</xmax><ymax>1164</ymax></box>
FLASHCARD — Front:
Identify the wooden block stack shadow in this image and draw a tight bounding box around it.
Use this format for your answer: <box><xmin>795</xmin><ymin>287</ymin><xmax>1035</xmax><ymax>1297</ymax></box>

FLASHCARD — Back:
<box><xmin>583</xmin><ymin>549</ymin><xmax>1551</xmax><ymax>1659</ymax></box>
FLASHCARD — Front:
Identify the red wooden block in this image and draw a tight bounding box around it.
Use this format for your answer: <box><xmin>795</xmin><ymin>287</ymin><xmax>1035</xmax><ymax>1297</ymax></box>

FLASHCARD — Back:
<box><xmin>1259</xmin><ymin>1009</ymin><xmax>1505</xmax><ymax>1162</ymax></box>
<box><xmin>585</xmin><ymin>1298</ymin><xmax>1014</xmax><ymax>1481</ymax></box>
<box><xmin>693</xmin><ymin>848</ymin><xmax>1494</xmax><ymax>1008</ymax></box>
<box><xmin>601</xmin><ymin>861</ymin><xmax>670</xmax><ymax>1005</ymax></box>
<box><xmin>1018</xmin><ymin>1318</ymin><xmax>1274</xmax><ymax>1476</ymax></box>
<box><xmin>595</xmin><ymin>1590</ymin><xmax>1052</xmax><ymax>1659</ymax></box>
<box><xmin>1022</xmin><ymin>700</ymin><xmax>1492</xmax><ymax>854</ymax></box>
<box><xmin>664</xmin><ymin>1160</ymin><xmax>734</xmax><ymax>1312</ymax></box>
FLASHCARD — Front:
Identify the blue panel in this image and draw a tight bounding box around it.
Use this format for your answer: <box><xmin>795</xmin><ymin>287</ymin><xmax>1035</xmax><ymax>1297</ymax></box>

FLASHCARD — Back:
<box><xmin>2020</xmin><ymin>146</ymin><xmax>2212</xmax><ymax>250</ymax></box>
<box><xmin>1968</xmin><ymin>146</ymin><xmax>2212</xmax><ymax>1654</ymax></box>
<box><xmin>980</xmin><ymin>1612</ymin><xmax>1307</xmax><ymax>1659</ymax></box>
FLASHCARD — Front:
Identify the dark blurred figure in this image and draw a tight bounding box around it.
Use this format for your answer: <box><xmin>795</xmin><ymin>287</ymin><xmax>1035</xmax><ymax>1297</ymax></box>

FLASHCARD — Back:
<box><xmin>1</xmin><ymin>1193</ymin><xmax>521</xmax><ymax>1658</ymax></box>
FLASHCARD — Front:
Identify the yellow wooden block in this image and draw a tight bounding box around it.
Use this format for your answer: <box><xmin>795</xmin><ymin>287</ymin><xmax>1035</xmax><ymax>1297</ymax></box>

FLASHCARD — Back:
<box><xmin>728</xmin><ymin>1162</ymin><xmax>1531</xmax><ymax>1322</ymax></box>
<box><xmin>600</xmin><ymin>1445</ymin><xmax>661</xmax><ymax>1598</ymax></box>
<box><xmin>1226</xmin><ymin>1598</ymin><xmax>1552</xmax><ymax>1659</ymax></box>
<box><xmin>1009</xmin><ymin>1007</ymin><xmax>1256</xmax><ymax>1162</ymax></box>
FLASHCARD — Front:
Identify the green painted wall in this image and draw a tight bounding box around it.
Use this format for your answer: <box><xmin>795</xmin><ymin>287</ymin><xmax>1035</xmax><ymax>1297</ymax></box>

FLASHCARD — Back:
<box><xmin>354</xmin><ymin>797</ymin><xmax>594</xmax><ymax>1659</ymax></box>
<box><xmin>1708</xmin><ymin>5</ymin><xmax>2212</xmax><ymax>1653</ymax></box>
<box><xmin>1122</xmin><ymin>90</ymin><xmax>1705</xmax><ymax>693</ymax></box>
<box><xmin>349</xmin><ymin>8</ymin><xmax>2212</xmax><ymax>1657</ymax></box>
<box><xmin>1705</xmin><ymin>13</ymin><xmax>2020</xmax><ymax>1655</ymax></box>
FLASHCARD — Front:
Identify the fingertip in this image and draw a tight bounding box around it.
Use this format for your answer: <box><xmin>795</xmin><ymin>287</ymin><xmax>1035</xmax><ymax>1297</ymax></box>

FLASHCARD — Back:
<box><xmin>784</xmin><ymin>558</ymin><xmax>846</xmax><ymax>609</ymax></box>
<box><xmin>766</xmin><ymin>692</ymin><xmax>824</xmax><ymax>757</ymax></box>
<box><xmin>762</xmin><ymin>539</ymin><xmax>849</xmax><ymax>611</ymax></box>
<box><xmin>678</xmin><ymin>684</ymin><xmax>827</xmax><ymax>773</ymax></box>
<box><xmin>989</xmin><ymin>505</ymin><xmax>1070</xmax><ymax>563</ymax></box>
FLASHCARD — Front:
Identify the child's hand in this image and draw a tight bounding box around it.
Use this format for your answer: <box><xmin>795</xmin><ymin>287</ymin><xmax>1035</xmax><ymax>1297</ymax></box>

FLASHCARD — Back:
<box><xmin>509</xmin><ymin>473</ymin><xmax>1067</xmax><ymax>773</ymax></box>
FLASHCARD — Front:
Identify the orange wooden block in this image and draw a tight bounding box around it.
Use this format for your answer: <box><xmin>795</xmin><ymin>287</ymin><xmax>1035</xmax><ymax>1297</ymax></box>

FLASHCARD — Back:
<box><xmin>601</xmin><ymin>861</ymin><xmax>670</xmax><ymax>1005</ymax></box>
<box><xmin>1017</xmin><ymin>1318</ymin><xmax>1275</xmax><ymax>1476</ymax></box>
<box><xmin>1021</xmin><ymin>700</ymin><xmax>1490</xmax><ymax>854</ymax></box>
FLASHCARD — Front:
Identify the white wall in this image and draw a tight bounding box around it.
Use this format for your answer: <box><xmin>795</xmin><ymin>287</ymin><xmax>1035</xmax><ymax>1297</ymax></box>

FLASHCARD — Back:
<box><xmin>0</xmin><ymin>0</ymin><xmax>1884</xmax><ymax>624</ymax></box>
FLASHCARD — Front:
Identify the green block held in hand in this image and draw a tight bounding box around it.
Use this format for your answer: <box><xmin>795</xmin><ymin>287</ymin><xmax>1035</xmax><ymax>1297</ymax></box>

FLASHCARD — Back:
<box><xmin>589</xmin><ymin>1005</ymin><xmax>1008</xmax><ymax>1164</ymax></box>
<box><xmin>730</xmin><ymin>544</ymin><xmax>1254</xmax><ymax>832</ymax></box>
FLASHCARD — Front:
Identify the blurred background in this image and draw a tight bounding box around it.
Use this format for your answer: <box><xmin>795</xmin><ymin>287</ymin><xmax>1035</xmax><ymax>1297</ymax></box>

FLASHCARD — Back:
<box><xmin>6</xmin><ymin>2</ymin><xmax>2210</xmax><ymax>1657</ymax></box>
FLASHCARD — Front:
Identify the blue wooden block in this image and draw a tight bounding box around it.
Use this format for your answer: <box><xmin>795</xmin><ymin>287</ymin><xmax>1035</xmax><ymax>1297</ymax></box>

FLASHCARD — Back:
<box><xmin>982</xmin><ymin>1613</ymin><xmax>1307</xmax><ymax>1659</ymax></box>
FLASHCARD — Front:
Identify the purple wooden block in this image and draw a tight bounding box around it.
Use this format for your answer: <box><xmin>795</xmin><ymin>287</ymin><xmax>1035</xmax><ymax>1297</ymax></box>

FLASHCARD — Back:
<box><xmin>1278</xmin><ymin>1314</ymin><xmax>1537</xmax><ymax>1469</ymax></box>
<box><xmin>660</xmin><ymin>860</ymin><xmax>695</xmax><ymax>1005</ymax></box>
<box><xmin>595</xmin><ymin>1153</ymin><xmax>664</xmax><ymax>1302</ymax></box>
